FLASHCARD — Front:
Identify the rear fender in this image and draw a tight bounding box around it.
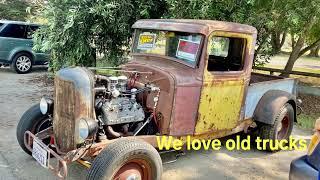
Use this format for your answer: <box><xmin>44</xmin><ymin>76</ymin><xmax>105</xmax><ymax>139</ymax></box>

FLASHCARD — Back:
<box><xmin>10</xmin><ymin>49</ymin><xmax>35</xmax><ymax>64</ymax></box>
<box><xmin>253</xmin><ymin>90</ymin><xmax>297</xmax><ymax>125</ymax></box>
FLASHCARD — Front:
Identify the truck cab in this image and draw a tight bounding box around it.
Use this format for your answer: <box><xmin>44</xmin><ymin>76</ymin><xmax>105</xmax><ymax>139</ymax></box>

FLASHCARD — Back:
<box><xmin>17</xmin><ymin>19</ymin><xmax>298</xmax><ymax>180</ymax></box>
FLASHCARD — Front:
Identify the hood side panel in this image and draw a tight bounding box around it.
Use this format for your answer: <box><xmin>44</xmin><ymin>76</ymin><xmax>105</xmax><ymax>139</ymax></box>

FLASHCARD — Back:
<box><xmin>122</xmin><ymin>63</ymin><xmax>175</xmax><ymax>135</ymax></box>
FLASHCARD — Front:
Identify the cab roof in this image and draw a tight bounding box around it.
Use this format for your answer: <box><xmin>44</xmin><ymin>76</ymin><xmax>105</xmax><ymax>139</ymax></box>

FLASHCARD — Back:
<box><xmin>132</xmin><ymin>19</ymin><xmax>257</xmax><ymax>35</ymax></box>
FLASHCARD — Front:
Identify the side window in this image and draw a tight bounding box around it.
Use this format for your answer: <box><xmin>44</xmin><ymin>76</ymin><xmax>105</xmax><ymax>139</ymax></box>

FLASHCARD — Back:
<box><xmin>26</xmin><ymin>25</ymin><xmax>39</xmax><ymax>39</ymax></box>
<box><xmin>0</xmin><ymin>24</ymin><xmax>27</xmax><ymax>39</ymax></box>
<box><xmin>207</xmin><ymin>36</ymin><xmax>246</xmax><ymax>71</ymax></box>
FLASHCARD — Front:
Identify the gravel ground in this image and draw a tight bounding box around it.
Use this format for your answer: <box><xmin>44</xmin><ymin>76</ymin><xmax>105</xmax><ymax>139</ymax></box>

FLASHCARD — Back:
<box><xmin>0</xmin><ymin>68</ymin><xmax>312</xmax><ymax>180</ymax></box>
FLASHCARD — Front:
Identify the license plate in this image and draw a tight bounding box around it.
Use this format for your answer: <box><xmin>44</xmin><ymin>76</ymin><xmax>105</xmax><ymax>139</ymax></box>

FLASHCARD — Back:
<box><xmin>32</xmin><ymin>140</ymin><xmax>49</xmax><ymax>168</ymax></box>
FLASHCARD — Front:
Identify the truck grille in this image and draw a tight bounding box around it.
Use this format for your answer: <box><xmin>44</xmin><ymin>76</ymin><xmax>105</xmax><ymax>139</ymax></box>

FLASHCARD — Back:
<box><xmin>53</xmin><ymin>67</ymin><xmax>94</xmax><ymax>153</ymax></box>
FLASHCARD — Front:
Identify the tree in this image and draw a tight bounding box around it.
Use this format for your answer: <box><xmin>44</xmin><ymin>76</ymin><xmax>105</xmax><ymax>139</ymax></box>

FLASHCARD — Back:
<box><xmin>306</xmin><ymin>21</ymin><xmax>320</xmax><ymax>57</ymax></box>
<box><xmin>33</xmin><ymin>0</ymin><xmax>167</xmax><ymax>71</ymax></box>
<box><xmin>257</xmin><ymin>0</ymin><xmax>289</xmax><ymax>54</ymax></box>
<box><xmin>0</xmin><ymin>0</ymin><xmax>30</xmax><ymax>21</ymax></box>
<box><xmin>281</xmin><ymin>0</ymin><xmax>320</xmax><ymax>76</ymax></box>
<box><xmin>165</xmin><ymin>0</ymin><xmax>274</xmax><ymax>65</ymax></box>
<box><xmin>33</xmin><ymin>0</ymin><xmax>320</xmax><ymax>73</ymax></box>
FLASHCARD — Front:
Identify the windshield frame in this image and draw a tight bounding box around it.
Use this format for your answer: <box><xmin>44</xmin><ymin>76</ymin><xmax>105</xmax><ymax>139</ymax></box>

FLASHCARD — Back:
<box><xmin>131</xmin><ymin>29</ymin><xmax>204</xmax><ymax>68</ymax></box>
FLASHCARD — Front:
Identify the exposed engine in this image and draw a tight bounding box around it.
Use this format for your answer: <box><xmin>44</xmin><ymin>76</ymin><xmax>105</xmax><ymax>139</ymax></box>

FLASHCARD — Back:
<box><xmin>52</xmin><ymin>67</ymin><xmax>160</xmax><ymax>151</ymax></box>
<box><xmin>94</xmin><ymin>73</ymin><xmax>159</xmax><ymax>139</ymax></box>
<box><xmin>101</xmin><ymin>97</ymin><xmax>145</xmax><ymax>125</ymax></box>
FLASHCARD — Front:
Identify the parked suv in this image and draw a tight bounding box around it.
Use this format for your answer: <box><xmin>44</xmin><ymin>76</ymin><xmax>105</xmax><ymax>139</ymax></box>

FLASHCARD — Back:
<box><xmin>0</xmin><ymin>20</ymin><xmax>49</xmax><ymax>73</ymax></box>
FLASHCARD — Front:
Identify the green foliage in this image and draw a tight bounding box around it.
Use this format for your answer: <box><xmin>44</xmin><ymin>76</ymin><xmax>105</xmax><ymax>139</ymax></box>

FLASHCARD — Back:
<box><xmin>0</xmin><ymin>0</ymin><xmax>30</xmax><ymax>21</ymax></box>
<box><xmin>297</xmin><ymin>113</ymin><xmax>320</xmax><ymax>130</ymax></box>
<box><xmin>284</xmin><ymin>0</ymin><xmax>320</xmax><ymax>35</ymax></box>
<box><xmin>307</xmin><ymin>21</ymin><xmax>320</xmax><ymax>44</ymax></box>
<box><xmin>165</xmin><ymin>0</ymin><xmax>272</xmax><ymax>65</ymax></box>
<box><xmin>33</xmin><ymin>0</ymin><xmax>166</xmax><ymax>71</ymax></box>
<box><xmin>33</xmin><ymin>0</ymin><xmax>320</xmax><ymax>71</ymax></box>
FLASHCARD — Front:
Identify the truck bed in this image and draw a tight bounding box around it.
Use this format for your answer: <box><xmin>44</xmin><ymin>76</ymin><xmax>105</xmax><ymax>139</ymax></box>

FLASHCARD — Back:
<box><xmin>244</xmin><ymin>72</ymin><xmax>297</xmax><ymax>119</ymax></box>
<box><xmin>250</xmin><ymin>72</ymin><xmax>284</xmax><ymax>84</ymax></box>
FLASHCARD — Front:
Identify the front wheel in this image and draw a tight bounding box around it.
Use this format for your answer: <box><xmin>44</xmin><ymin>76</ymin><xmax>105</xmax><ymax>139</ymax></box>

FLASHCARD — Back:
<box><xmin>11</xmin><ymin>52</ymin><xmax>33</xmax><ymax>74</ymax></box>
<box><xmin>16</xmin><ymin>104</ymin><xmax>52</xmax><ymax>155</ymax></box>
<box><xmin>87</xmin><ymin>139</ymin><xmax>163</xmax><ymax>180</ymax></box>
<box><xmin>256</xmin><ymin>103</ymin><xmax>294</xmax><ymax>151</ymax></box>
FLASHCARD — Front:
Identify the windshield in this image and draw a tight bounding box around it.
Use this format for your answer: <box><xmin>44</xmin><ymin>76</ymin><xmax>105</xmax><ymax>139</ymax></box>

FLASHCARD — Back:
<box><xmin>132</xmin><ymin>29</ymin><xmax>203</xmax><ymax>67</ymax></box>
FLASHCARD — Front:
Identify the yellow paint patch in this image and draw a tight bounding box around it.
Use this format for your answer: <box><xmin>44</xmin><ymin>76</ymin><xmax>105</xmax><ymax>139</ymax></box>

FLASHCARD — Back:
<box><xmin>195</xmin><ymin>31</ymin><xmax>252</xmax><ymax>135</ymax></box>
<box><xmin>195</xmin><ymin>80</ymin><xmax>244</xmax><ymax>134</ymax></box>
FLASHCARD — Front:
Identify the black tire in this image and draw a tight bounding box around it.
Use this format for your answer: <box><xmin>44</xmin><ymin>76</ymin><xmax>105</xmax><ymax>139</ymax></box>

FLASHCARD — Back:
<box><xmin>256</xmin><ymin>103</ymin><xmax>294</xmax><ymax>151</ymax></box>
<box><xmin>87</xmin><ymin>139</ymin><xmax>162</xmax><ymax>180</ymax></box>
<box><xmin>16</xmin><ymin>104</ymin><xmax>52</xmax><ymax>155</ymax></box>
<box><xmin>11</xmin><ymin>52</ymin><xmax>33</xmax><ymax>74</ymax></box>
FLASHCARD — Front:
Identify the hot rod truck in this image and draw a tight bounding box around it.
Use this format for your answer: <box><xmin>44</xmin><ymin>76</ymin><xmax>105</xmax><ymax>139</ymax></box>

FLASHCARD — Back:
<box><xmin>16</xmin><ymin>19</ymin><xmax>298</xmax><ymax>180</ymax></box>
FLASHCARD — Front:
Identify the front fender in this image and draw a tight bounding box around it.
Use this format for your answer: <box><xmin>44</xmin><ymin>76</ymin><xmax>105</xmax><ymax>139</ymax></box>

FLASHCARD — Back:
<box><xmin>253</xmin><ymin>90</ymin><xmax>297</xmax><ymax>125</ymax></box>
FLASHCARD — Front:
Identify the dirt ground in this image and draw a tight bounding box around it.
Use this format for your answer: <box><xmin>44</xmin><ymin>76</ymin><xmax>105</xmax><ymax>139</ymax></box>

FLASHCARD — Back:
<box><xmin>0</xmin><ymin>68</ymin><xmax>313</xmax><ymax>180</ymax></box>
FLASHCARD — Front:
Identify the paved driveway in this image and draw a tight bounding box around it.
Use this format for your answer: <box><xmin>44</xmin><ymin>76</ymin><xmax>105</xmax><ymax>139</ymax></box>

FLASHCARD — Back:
<box><xmin>0</xmin><ymin>68</ymin><xmax>312</xmax><ymax>180</ymax></box>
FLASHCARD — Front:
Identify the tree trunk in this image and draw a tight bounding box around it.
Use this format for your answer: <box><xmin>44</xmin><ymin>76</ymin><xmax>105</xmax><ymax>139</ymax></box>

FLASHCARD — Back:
<box><xmin>291</xmin><ymin>34</ymin><xmax>296</xmax><ymax>51</ymax></box>
<box><xmin>271</xmin><ymin>31</ymin><xmax>286</xmax><ymax>54</ymax></box>
<box><xmin>281</xmin><ymin>36</ymin><xmax>305</xmax><ymax>77</ymax></box>
<box><xmin>308</xmin><ymin>45</ymin><xmax>320</xmax><ymax>57</ymax></box>
<box><xmin>280</xmin><ymin>32</ymin><xmax>287</xmax><ymax>51</ymax></box>
<box><xmin>253</xmin><ymin>33</ymin><xmax>269</xmax><ymax>64</ymax></box>
<box><xmin>271</xmin><ymin>31</ymin><xmax>281</xmax><ymax>54</ymax></box>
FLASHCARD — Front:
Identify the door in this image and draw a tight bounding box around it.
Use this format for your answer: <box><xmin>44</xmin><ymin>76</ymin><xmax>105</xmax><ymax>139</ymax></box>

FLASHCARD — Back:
<box><xmin>195</xmin><ymin>32</ymin><xmax>254</xmax><ymax>135</ymax></box>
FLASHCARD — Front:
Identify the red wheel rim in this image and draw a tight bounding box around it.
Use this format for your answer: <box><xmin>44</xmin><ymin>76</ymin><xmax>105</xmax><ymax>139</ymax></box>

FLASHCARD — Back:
<box><xmin>277</xmin><ymin>114</ymin><xmax>290</xmax><ymax>139</ymax></box>
<box><xmin>113</xmin><ymin>159</ymin><xmax>151</xmax><ymax>180</ymax></box>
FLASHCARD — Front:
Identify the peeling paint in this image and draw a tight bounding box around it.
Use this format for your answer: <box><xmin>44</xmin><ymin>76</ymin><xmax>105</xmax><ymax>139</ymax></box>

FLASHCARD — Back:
<box><xmin>195</xmin><ymin>31</ymin><xmax>253</xmax><ymax>135</ymax></box>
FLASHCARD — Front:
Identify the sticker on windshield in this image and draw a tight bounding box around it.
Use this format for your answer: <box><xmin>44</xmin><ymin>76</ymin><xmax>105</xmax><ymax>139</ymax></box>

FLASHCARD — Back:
<box><xmin>137</xmin><ymin>33</ymin><xmax>156</xmax><ymax>49</ymax></box>
<box><xmin>176</xmin><ymin>39</ymin><xmax>200</xmax><ymax>62</ymax></box>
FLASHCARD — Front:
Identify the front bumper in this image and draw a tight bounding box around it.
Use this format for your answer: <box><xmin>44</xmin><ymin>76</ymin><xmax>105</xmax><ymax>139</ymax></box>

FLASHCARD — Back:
<box><xmin>24</xmin><ymin>130</ymin><xmax>68</xmax><ymax>179</ymax></box>
<box><xmin>24</xmin><ymin>129</ymin><xmax>158</xmax><ymax>179</ymax></box>
<box><xmin>289</xmin><ymin>155</ymin><xmax>318</xmax><ymax>180</ymax></box>
<box><xmin>23</xmin><ymin>128</ymin><xmax>127</xmax><ymax>179</ymax></box>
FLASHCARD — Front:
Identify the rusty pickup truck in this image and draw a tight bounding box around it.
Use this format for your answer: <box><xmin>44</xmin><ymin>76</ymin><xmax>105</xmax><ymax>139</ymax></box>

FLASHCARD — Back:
<box><xmin>16</xmin><ymin>19</ymin><xmax>298</xmax><ymax>180</ymax></box>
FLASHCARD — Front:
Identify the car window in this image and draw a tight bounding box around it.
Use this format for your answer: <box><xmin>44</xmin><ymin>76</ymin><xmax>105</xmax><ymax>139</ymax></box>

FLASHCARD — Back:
<box><xmin>207</xmin><ymin>36</ymin><xmax>246</xmax><ymax>72</ymax></box>
<box><xmin>26</xmin><ymin>25</ymin><xmax>39</xmax><ymax>39</ymax></box>
<box><xmin>0</xmin><ymin>24</ymin><xmax>27</xmax><ymax>39</ymax></box>
<box><xmin>210</xmin><ymin>37</ymin><xmax>230</xmax><ymax>57</ymax></box>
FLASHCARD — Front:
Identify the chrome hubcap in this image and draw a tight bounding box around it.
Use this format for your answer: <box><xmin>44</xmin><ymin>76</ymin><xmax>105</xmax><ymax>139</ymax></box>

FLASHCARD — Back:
<box><xmin>16</xmin><ymin>56</ymin><xmax>31</xmax><ymax>72</ymax></box>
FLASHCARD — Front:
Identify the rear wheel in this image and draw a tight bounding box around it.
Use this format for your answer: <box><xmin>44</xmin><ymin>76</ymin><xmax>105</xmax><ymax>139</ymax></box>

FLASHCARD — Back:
<box><xmin>11</xmin><ymin>52</ymin><xmax>33</xmax><ymax>74</ymax></box>
<box><xmin>16</xmin><ymin>104</ymin><xmax>52</xmax><ymax>155</ymax></box>
<box><xmin>87</xmin><ymin>139</ymin><xmax>162</xmax><ymax>180</ymax></box>
<box><xmin>256</xmin><ymin>103</ymin><xmax>294</xmax><ymax>151</ymax></box>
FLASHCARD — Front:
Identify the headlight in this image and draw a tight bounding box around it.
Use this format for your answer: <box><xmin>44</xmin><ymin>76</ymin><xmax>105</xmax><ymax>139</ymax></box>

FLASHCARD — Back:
<box><xmin>77</xmin><ymin>118</ymin><xmax>98</xmax><ymax>144</ymax></box>
<box><xmin>40</xmin><ymin>97</ymin><xmax>50</xmax><ymax>115</ymax></box>
<box><xmin>39</xmin><ymin>97</ymin><xmax>53</xmax><ymax>115</ymax></box>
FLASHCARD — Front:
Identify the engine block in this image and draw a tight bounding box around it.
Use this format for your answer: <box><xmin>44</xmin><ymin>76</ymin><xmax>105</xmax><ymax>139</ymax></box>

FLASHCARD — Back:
<box><xmin>101</xmin><ymin>97</ymin><xmax>145</xmax><ymax>125</ymax></box>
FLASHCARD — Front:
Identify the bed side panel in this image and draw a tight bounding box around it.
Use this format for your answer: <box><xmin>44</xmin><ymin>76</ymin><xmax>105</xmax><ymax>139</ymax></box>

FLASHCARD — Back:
<box><xmin>245</xmin><ymin>79</ymin><xmax>297</xmax><ymax>119</ymax></box>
